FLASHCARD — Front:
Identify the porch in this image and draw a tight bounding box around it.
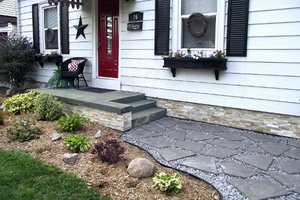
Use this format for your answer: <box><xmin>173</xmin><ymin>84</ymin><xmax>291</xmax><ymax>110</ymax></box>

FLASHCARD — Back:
<box><xmin>32</xmin><ymin>88</ymin><xmax>166</xmax><ymax>131</ymax></box>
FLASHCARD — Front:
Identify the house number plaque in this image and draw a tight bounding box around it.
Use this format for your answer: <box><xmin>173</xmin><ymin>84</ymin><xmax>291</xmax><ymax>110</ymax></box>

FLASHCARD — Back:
<box><xmin>128</xmin><ymin>12</ymin><xmax>143</xmax><ymax>31</ymax></box>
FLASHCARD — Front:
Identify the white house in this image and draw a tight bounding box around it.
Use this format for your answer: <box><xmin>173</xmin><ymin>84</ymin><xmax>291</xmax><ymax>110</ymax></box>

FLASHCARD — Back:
<box><xmin>17</xmin><ymin>0</ymin><xmax>300</xmax><ymax>137</ymax></box>
<box><xmin>0</xmin><ymin>0</ymin><xmax>17</xmax><ymax>37</ymax></box>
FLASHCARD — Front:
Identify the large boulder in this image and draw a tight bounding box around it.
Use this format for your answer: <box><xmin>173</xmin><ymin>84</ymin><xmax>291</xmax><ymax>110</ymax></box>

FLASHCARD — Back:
<box><xmin>127</xmin><ymin>158</ymin><xmax>155</xmax><ymax>178</ymax></box>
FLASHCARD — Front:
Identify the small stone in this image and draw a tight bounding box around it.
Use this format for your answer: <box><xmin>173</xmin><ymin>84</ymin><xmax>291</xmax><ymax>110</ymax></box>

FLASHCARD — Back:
<box><xmin>5</xmin><ymin>88</ymin><xmax>16</xmax><ymax>97</ymax></box>
<box><xmin>63</xmin><ymin>153</ymin><xmax>78</xmax><ymax>164</ymax></box>
<box><xmin>93</xmin><ymin>130</ymin><xmax>102</xmax><ymax>139</ymax></box>
<box><xmin>127</xmin><ymin>158</ymin><xmax>155</xmax><ymax>178</ymax></box>
<box><xmin>50</xmin><ymin>133</ymin><xmax>61</xmax><ymax>141</ymax></box>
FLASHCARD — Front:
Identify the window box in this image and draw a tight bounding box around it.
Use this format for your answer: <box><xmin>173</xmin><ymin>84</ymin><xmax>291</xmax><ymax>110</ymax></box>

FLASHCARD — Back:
<box><xmin>163</xmin><ymin>57</ymin><xmax>227</xmax><ymax>80</ymax></box>
<box><xmin>35</xmin><ymin>54</ymin><xmax>63</xmax><ymax>68</ymax></box>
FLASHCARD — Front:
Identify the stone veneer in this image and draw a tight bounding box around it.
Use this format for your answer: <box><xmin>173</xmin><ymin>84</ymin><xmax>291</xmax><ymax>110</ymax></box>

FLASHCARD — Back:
<box><xmin>152</xmin><ymin>98</ymin><xmax>300</xmax><ymax>139</ymax></box>
<box><xmin>63</xmin><ymin>103</ymin><xmax>132</xmax><ymax>131</ymax></box>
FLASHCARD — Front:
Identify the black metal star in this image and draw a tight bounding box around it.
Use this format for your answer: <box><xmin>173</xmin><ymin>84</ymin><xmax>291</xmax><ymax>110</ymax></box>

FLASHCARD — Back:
<box><xmin>74</xmin><ymin>16</ymin><xmax>88</xmax><ymax>39</ymax></box>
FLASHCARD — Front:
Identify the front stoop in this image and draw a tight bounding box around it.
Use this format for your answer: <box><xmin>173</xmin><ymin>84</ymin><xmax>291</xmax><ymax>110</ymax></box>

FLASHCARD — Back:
<box><xmin>31</xmin><ymin>88</ymin><xmax>166</xmax><ymax>131</ymax></box>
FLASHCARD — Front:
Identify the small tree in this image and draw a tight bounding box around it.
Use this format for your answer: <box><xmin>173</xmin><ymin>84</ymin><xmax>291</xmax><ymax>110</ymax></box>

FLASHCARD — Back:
<box><xmin>0</xmin><ymin>36</ymin><xmax>35</xmax><ymax>91</ymax></box>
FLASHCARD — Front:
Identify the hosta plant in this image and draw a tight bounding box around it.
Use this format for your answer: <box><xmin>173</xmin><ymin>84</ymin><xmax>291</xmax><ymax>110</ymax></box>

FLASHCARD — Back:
<box><xmin>7</xmin><ymin>120</ymin><xmax>42</xmax><ymax>142</ymax></box>
<box><xmin>57</xmin><ymin>113</ymin><xmax>86</xmax><ymax>132</ymax></box>
<box><xmin>65</xmin><ymin>135</ymin><xmax>90</xmax><ymax>153</ymax></box>
<box><xmin>91</xmin><ymin>139</ymin><xmax>125</xmax><ymax>164</ymax></box>
<box><xmin>3</xmin><ymin>92</ymin><xmax>39</xmax><ymax>114</ymax></box>
<box><xmin>153</xmin><ymin>172</ymin><xmax>182</xmax><ymax>193</ymax></box>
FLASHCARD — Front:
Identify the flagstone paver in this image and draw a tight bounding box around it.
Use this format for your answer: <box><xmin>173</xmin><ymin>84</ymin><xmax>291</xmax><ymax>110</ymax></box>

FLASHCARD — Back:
<box><xmin>156</xmin><ymin>147</ymin><xmax>195</xmax><ymax>162</ymax></box>
<box><xmin>179</xmin><ymin>155</ymin><xmax>218</xmax><ymax>174</ymax></box>
<box><xmin>288</xmin><ymin>139</ymin><xmax>300</xmax><ymax>148</ymax></box>
<box><xmin>122</xmin><ymin>117</ymin><xmax>300</xmax><ymax>200</ymax></box>
<box><xmin>234</xmin><ymin>154</ymin><xmax>273</xmax><ymax>171</ymax></box>
<box><xmin>220</xmin><ymin>161</ymin><xmax>260</xmax><ymax>178</ymax></box>
<box><xmin>202</xmin><ymin>146</ymin><xmax>240</xmax><ymax>158</ymax></box>
<box><xmin>284</xmin><ymin>148</ymin><xmax>300</xmax><ymax>160</ymax></box>
<box><xmin>175</xmin><ymin>140</ymin><xmax>205</xmax><ymax>152</ymax></box>
<box><xmin>277</xmin><ymin>158</ymin><xmax>300</xmax><ymax>174</ymax></box>
<box><xmin>228</xmin><ymin>179</ymin><xmax>290</xmax><ymax>200</ymax></box>
<box><xmin>259</xmin><ymin>142</ymin><xmax>290</xmax><ymax>156</ymax></box>
<box><xmin>141</xmin><ymin>136</ymin><xmax>170</xmax><ymax>148</ymax></box>
<box><xmin>163</xmin><ymin>128</ymin><xmax>186</xmax><ymax>140</ymax></box>
<box><xmin>186</xmin><ymin>131</ymin><xmax>216</xmax><ymax>141</ymax></box>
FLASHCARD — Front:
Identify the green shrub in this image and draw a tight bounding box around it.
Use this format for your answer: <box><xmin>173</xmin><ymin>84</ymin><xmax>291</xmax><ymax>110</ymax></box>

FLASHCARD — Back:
<box><xmin>0</xmin><ymin>36</ymin><xmax>35</xmax><ymax>90</ymax></box>
<box><xmin>3</xmin><ymin>92</ymin><xmax>39</xmax><ymax>114</ymax></box>
<box><xmin>7</xmin><ymin>120</ymin><xmax>42</xmax><ymax>142</ymax></box>
<box><xmin>91</xmin><ymin>139</ymin><xmax>125</xmax><ymax>164</ymax></box>
<box><xmin>57</xmin><ymin>113</ymin><xmax>86</xmax><ymax>132</ymax></box>
<box><xmin>153</xmin><ymin>172</ymin><xmax>182</xmax><ymax>193</ymax></box>
<box><xmin>65</xmin><ymin>135</ymin><xmax>90</xmax><ymax>153</ymax></box>
<box><xmin>34</xmin><ymin>93</ymin><xmax>63</xmax><ymax>121</ymax></box>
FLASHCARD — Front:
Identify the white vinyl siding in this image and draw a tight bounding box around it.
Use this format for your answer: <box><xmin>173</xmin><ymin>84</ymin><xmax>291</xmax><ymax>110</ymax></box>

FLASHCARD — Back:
<box><xmin>0</xmin><ymin>0</ymin><xmax>17</xmax><ymax>17</ymax></box>
<box><xmin>120</xmin><ymin>0</ymin><xmax>300</xmax><ymax>117</ymax></box>
<box><xmin>18</xmin><ymin>0</ymin><xmax>300</xmax><ymax>117</ymax></box>
<box><xmin>18</xmin><ymin>0</ymin><xmax>93</xmax><ymax>85</ymax></box>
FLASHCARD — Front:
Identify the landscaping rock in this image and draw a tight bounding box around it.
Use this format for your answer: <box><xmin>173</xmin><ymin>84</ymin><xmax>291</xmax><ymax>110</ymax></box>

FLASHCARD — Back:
<box><xmin>93</xmin><ymin>130</ymin><xmax>102</xmax><ymax>139</ymax></box>
<box><xmin>127</xmin><ymin>158</ymin><xmax>155</xmax><ymax>178</ymax></box>
<box><xmin>5</xmin><ymin>88</ymin><xmax>16</xmax><ymax>97</ymax></box>
<box><xmin>50</xmin><ymin>133</ymin><xmax>61</xmax><ymax>141</ymax></box>
<box><xmin>63</xmin><ymin>153</ymin><xmax>78</xmax><ymax>164</ymax></box>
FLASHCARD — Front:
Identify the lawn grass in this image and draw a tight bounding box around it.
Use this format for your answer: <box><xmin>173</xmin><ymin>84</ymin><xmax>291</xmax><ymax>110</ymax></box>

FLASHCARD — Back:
<box><xmin>0</xmin><ymin>149</ymin><xmax>109</xmax><ymax>200</ymax></box>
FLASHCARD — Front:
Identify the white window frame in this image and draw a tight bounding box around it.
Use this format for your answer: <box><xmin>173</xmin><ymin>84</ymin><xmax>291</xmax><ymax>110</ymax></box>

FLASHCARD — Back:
<box><xmin>172</xmin><ymin>0</ymin><xmax>225</xmax><ymax>54</ymax></box>
<box><xmin>39</xmin><ymin>4</ymin><xmax>61</xmax><ymax>53</ymax></box>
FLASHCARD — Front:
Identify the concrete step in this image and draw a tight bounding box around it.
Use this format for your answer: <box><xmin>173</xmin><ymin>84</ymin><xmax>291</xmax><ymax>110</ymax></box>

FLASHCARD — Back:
<box><xmin>113</xmin><ymin>93</ymin><xmax>145</xmax><ymax>104</ymax></box>
<box><xmin>132</xmin><ymin>107</ymin><xmax>167</xmax><ymax>127</ymax></box>
<box><xmin>127</xmin><ymin>100</ymin><xmax>156</xmax><ymax>112</ymax></box>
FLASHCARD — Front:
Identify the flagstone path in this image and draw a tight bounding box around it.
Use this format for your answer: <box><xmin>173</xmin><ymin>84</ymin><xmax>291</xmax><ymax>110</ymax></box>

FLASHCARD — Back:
<box><xmin>122</xmin><ymin>117</ymin><xmax>300</xmax><ymax>200</ymax></box>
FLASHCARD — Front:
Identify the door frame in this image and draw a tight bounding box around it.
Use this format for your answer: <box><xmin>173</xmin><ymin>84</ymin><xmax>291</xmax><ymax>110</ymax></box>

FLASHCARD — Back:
<box><xmin>92</xmin><ymin>0</ymin><xmax>121</xmax><ymax>90</ymax></box>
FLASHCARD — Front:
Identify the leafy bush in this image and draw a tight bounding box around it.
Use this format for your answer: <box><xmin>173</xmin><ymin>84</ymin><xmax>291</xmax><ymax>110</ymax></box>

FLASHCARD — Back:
<box><xmin>153</xmin><ymin>172</ymin><xmax>182</xmax><ymax>193</ymax></box>
<box><xmin>0</xmin><ymin>36</ymin><xmax>35</xmax><ymax>90</ymax></box>
<box><xmin>7</xmin><ymin>120</ymin><xmax>42</xmax><ymax>142</ymax></box>
<box><xmin>65</xmin><ymin>135</ymin><xmax>90</xmax><ymax>153</ymax></box>
<box><xmin>57</xmin><ymin>113</ymin><xmax>86</xmax><ymax>132</ymax></box>
<box><xmin>91</xmin><ymin>139</ymin><xmax>125</xmax><ymax>164</ymax></box>
<box><xmin>47</xmin><ymin>69</ymin><xmax>74</xmax><ymax>89</ymax></box>
<box><xmin>34</xmin><ymin>93</ymin><xmax>63</xmax><ymax>121</ymax></box>
<box><xmin>3</xmin><ymin>92</ymin><xmax>39</xmax><ymax>114</ymax></box>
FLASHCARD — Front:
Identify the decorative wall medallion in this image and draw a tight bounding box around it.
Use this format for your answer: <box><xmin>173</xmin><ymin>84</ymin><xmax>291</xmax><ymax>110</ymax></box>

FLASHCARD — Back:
<box><xmin>74</xmin><ymin>16</ymin><xmax>88</xmax><ymax>39</ymax></box>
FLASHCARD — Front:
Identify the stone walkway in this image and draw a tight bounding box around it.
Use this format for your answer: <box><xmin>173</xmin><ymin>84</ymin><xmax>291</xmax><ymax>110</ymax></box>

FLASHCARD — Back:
<box><xmin>122</xmin><ymin>117</ymin><xmax>300</xmax><ymax>200</ymax></box>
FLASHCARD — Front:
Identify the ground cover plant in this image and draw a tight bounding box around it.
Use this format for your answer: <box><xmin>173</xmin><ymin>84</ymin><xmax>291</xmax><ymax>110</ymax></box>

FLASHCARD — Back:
<box><xmin>92</xmin><ymin>139</ymin><xmax>125</xmax><ymax>164</ymax></box>
<box><xmin>153</xmin><ymin>172</ymin><xmax>182</xmax><ymax>193</ymax></box>
<box><xmin>0</xmin><ymin>149</ymin><xmax>109</xmax><ymax>200</ymax></box>
<box><xmin>3</xmin><ymin>92</ymin><xmax>39</xmax><ymax>114</ymax></box>
<box><xmin>34</xmin><ymin>93</ymin><xmax>63</xmax><ymax>121</ymax></box>
<box><xmin>65</xmin><ymin>134</ymin><xmax>90</xmax><ymax>152</ymax></box>
<box><xmin>7</xmin><ymin>120</ymin><xmax>42</xmax><ymax>142</ymax></box>
<box><xmin>58</xmin><ymin>113</ymin><xmax>86</xmax><ymax>132</ymax></box>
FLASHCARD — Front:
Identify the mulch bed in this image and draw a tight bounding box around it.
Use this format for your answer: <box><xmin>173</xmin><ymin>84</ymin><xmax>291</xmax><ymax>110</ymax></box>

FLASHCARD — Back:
<box><xmin>0</xmin><ymin>92</ymin><xmax>220</xmax><ymax>200</ymax></box>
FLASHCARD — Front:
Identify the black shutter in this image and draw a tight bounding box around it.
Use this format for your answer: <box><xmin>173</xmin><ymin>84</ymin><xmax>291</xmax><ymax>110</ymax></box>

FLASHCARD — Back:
<box><xmin>226</xmin><ymin>0</ymin><xmax>250</xmax><ymax>57</ymax></box>
<box><xmin>32</xmin><ymin>4</ymin><xmax>40</xmax><ymax>53</ymax></box>
<box><xmin>60</xmin><ymin>3</ymin><xmax>69</xmax><ymax>54</ymax></box>
<box><xmin>154</xmin><ymin>0</ymin><xmax>170</xmax><ymax>55</ymax></box>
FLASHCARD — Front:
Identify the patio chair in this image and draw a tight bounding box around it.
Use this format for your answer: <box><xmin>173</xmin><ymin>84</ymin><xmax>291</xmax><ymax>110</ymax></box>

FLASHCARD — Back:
<box><xmin>60</xmin><ymin>57</ymin><xmax>88</xmax><ymax>89</ymax></box>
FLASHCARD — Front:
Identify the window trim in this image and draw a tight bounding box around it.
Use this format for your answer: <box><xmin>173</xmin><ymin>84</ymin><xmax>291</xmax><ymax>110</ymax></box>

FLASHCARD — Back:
<box><xmin>39</xmin><ymin>4</ymin><xmax>61</xmax><ymax>53</ymax></box>
<box><xmin>172</xmin><ymin>0</ymin><xmax>225</xmax><ymax>54</ymax></box>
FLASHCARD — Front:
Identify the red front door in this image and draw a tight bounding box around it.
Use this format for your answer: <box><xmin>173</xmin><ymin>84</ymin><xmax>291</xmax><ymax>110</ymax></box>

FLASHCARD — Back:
<box><xmin>98</xmin><ymin>0</ymin><xmax>119</xmax><ymax>78</ymax></box>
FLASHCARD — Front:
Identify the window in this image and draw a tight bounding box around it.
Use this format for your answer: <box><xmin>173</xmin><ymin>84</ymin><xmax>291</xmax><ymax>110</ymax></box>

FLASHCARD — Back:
<box><xmin>43</xmin><ymin>7</ymin><xmax>59</xmax><ymax>50</ymax></box>
<box><xmin>173</xmin><ymin>0</ymin><xmax>225</xmax><ymax>51</ymax></box>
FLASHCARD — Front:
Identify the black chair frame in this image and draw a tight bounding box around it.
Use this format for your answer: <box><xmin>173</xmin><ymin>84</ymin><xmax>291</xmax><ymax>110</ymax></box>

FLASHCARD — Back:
<box><xmin>60</xmin><ymin>57</ymin><xmax>88</xmax><ymax>89</ymax></box>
